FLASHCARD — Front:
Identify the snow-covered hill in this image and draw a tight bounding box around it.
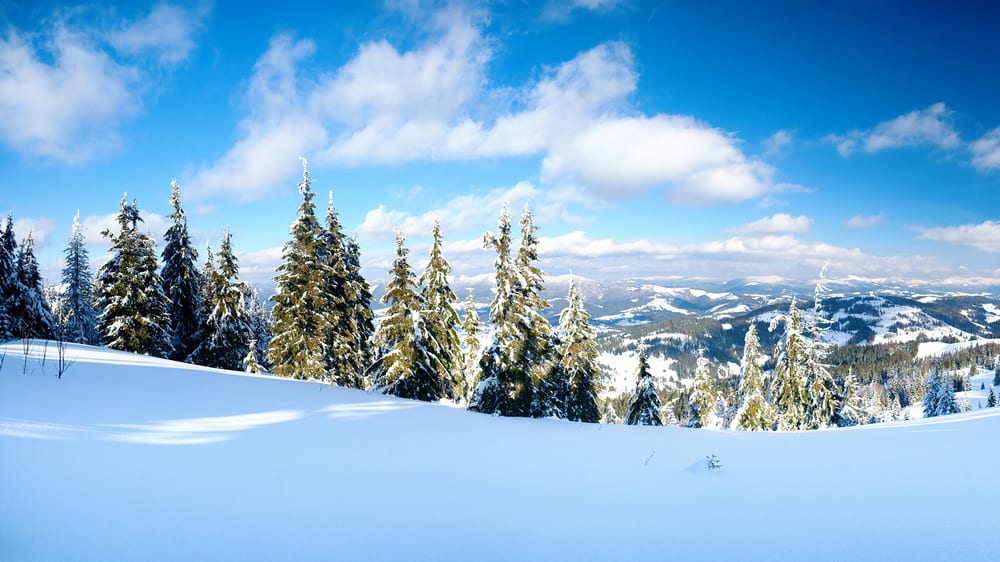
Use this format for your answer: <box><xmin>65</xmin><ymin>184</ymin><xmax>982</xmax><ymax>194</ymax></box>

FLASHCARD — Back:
<box><xmin>2</xmin><ymin>341</ymin><xmax>999</xmax><ymax>560</ymax></box>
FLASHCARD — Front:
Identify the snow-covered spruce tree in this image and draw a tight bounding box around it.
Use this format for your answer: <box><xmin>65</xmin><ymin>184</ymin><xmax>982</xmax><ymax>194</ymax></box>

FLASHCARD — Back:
<box><xmin>319</xmin><ymin>192</ymin><xmax>358</xmax><ymax>386</ymax></box>
<box><xmin>246</xmin><ymin>287</ymin><xmax>272</xmax><ymax>369</ymax></box>
<box><xmin>625</xmin><ymin>347</ymin><xmax>663</xmax><ymax>426</ymax></box>
<box><xmin>160</xmin><ymin>179</ymin><xmax>203</xmax><ymax>362</ymax></box>
<box><xmin>95</xmin><ymin>195</ymin><xmax>172</xmax><ymax>357</ymax></box>
<box><xmin>11</xmin><ymin>232</ymin><xmax>57</xmax><ymax>339</ymax></box>
<box><xmin>770</xmin><ymin>298</ymin><xmax>809</xmax><ymax>430</ymax></box>
<box><xmin>267</xmin><ymin>159</ymin><xmax>334</xmax><ymax>380</ymax></box>
<box><xmin>59</xmin><ymin>212</ymin><xmax>99</xmax><ymax>344</ymax></box>
<box><xmin>0</xmin><ymin>213</ymin><xmax>20</xmax><ymax>340</ymax></box>
<box><xmin>558</xmin><ymin>279</ymin><xmax>601</xmax><ymax>423</ymax></box>
<box><xmin>244</xmin><ymin>337</ymin><xmax>263</xmax><ymax>373</ymax></box>
<box><xmin>189</xmin><ymin>230</ymin><xmax>252</xmax><ymax>371</ymax></box>
<box><xmin>419</xmin><ymin>219</ymin><xmax>462</xmax><ymax>399</ymax></box>
<box><xmin>516</xmin><ymin>207</ymin><xmax>557</xmax><ymax>418</ymax></box>
<box><xmin>369</xmin><ymin>232</ymin><xmax>443</xmax><ymax>401</ymax></box>
<box><xmin>804</xmin><ymin>271</ymin><xmax>838</xmax><ymax>428</ymax></box>
<box><xmin>344</xmin><ymin>236</ymin><xmax>374</xmax><ymax>387</ymax></box>
<box><xmin>836</xmin><ymin>370</ymin><xmax>865</xmax><ymax>426</ymax></box>
<box><xmin>921</xmin><ymin>371</ymin><xmax>940</xmax><ymax>417</ymax></box>
<box><xmin>458</xmin><ymin>291</ymin><xmax>481</xmax><ymax>402</ymax></box>
<box><xmin>988</xmin><ymin>386</ymin><xmax>997</xmax><ymax>408</ymax></box>
<box><xmin>734</xmin><ymin>323</ymin><xmax>773</xmax><ymax>430</ymax></box>
<box><xmin>686</xmin><ymin>354</ymin><xmax>716</xmax><ymax>428</ymax></box>
<box><xmin>471</xmin><ymin>204</ymin><xmax>517</xmax><ymax>415</ymax></box>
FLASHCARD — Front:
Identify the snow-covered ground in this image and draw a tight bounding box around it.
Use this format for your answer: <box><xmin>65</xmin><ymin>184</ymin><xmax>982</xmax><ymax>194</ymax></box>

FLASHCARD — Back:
<box><xmin>3</xmin><ymin>341</ymin><xmax>1000</xmax><ymax>560</ymax></box>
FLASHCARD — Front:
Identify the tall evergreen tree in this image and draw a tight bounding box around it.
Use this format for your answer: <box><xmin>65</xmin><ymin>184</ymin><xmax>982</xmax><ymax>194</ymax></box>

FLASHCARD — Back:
<box><xmin>770</xmin><ymin>298</ymin><xmax>809</xmax><ymax>430</ymax></box>
<box><xmin>246</xmin><ymin>287</ymin><xmax>272</xmax><ymax>370</ymax></box>
<box><xmin>923</xmin><ymin>371</ymin><xmax>960</xmax><ymax>417</ymax></box>
<box><xmin>59</xmin><ymin>212</ymin><xmax>99</xmax><ymax>344</ymax></box>
<box><xmin>625</xmin><ymin>347</ymin><xmax>663</xmax><ymax>426</ymax></box>
<box><xmin>319</xmin><ymin>191</ymin><xmax>356</xmax><ymax>386</ymax></box>
<box><xmin>95</xmin><ymin>195</ymin><xmax>171</xmax><ymax>356</ymax></box>
<box><xmin>988</xmin><ymin>386</ymin><xmax>997</xmax><ymax>408</ymax></box>
<box><xmin>805</xmin><ymin>272</ymin><xmax>838</xmax><ymax>428</ymax></box>
<box><xmin>189</xmin><ymin>230</ymin><xmax>252</xmax><ymax>370</ymax></box>
<box><xmin>369</xmin><ymin>232</ymin><xmax>443</xmax><ymax>401</ymax></box>
<box><xmin>11</xmin><ymin>232</ymin><xmax>57</xmax><ymax>339</ymax></box>
<box><xmin>734</xmin><ymin>323</ymin><xmax>773</xmax><ymax>430</ymax></box>
<box><xmin>558</xmin><ymin>279</ymin><xmax>601</xmax><ymax>423</ymax></box>
<box><xmin>516</xmin><ymin>206</ymin><xmax>557</xmax><ymax>418</ymax></box>
<box><xmin>160</xmin><ymin>179</ymin><xmax>203</xmax><ymax>362</ymax></box>
<box><xmin>686</xmin><ymin>354</ymin><xmax>716</xmax><ymax>428</ymax></box>
<box><xmin>0</xmin><ymin>213</ymin><xmax>18</xmax><ymax>340</ymax></box>
<box><xmin>267</xmin><ymin>159</ymin><xmax>334</xmax><ymax>380</ymax></box>
<box><xmin>471</xmin><ymin>205</ymin><xmax>517</xmax><ymax>415</ymax></box>
<box><xmin>458</xmin><ymin>291</ymin><xmax>481</xmax><ymax>403</ymax></box>
<box><xmin>419</xmin><ymin>219</ymin><xmax>462</xmax><ymax>399</ymax></box>
<box><xmin>344</xmin><ymin>235</ymin><xmax>374</xmax><ymax>387</ymax></box>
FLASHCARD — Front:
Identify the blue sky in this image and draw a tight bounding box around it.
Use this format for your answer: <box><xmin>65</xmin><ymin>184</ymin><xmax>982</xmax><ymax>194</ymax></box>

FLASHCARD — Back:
<box><xmin>2</xmin><ymin>0</ymin><xmax>1000</xmax><ymax>288</ymax></box>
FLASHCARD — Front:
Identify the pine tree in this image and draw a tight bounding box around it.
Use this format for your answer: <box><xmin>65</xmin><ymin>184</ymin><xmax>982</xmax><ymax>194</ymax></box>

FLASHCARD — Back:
<box><xmin>922</xmin><ymin>370</ymin><xmax>941</xmax><ymax>417</ymax></box>
<box><xmin>516</xmin><ymin>206</ymin><xmax>557</xmax><ymax>418</ymax></box>
<box><xmin>734</xmin><ymin>323</ymin><xmax>773</xmax><ymax>430</ymax></box>
<box><xmin>923</xmin><ymin>371</ymin><xmax>960</xmax><ymax>417</ymax></box>
<box><xmin>625</xmin><ymin>347</ymin><xmax>663</xmax><ymax>426</ymax></box>
<box><xmin>189</xmin><ymin>230</ymin><xmax>252</xmax><ymax>370</ymax></box>
<box><xmin>558</xmin><ymin>279</ymin><xmax>601</xmax><ymax>423</ymax></box>
<box><xmin>369</xmin><ymin>232</ymin><xmax>443</xmax><ymax>401</ymax></box>
<box><xmin>319</xmin><ymin>191</ymin><xmax>356</xmax><ymax>386</ymax></box>
<box><xmin>770</xmin><ymin>298</ymin><xmax>809</xmax><ymax>430</ymax></box>
<box><xmin>988</xmin><ymin>386</ymin><xmax>997</xmax><ymax>408</ymax></box>
<box><xmin>160</xmin><ymin>179</ymin><xmax>203</xmax><ymax>362</ymax></box>
<box><xmin>246</xmin><ymin>287</ymin><xmax>272</xmax><ymax>369</ymax></box>
<box><xmin>11</xmin><ymin>232</ymin><xmax>57</xmax><ymax>339</ymax></box>
<box><xmin>471</xmin><ymin>205</ymin><xmax>516</xmax><ymax>415</ymax></box>
<box><xmin>267</xmin><ymin>159</ymin><xmax>333</xmax><ymax>380</ymax></box>
<box><xmin>419</xmin><ymin>219</ymin><xmax>462</xmax><ymax>399</ymax></box>
<box><xmin>344</xmin><ymin>236</ymin><xmax>374</xmax><ymax>387</ymax></box>
<box><xmin>0</xmin><ymin>213</ymin><xmax>19</xmax><ymax>340</ymax></box>
<box><xmin>95</xmin><ymin>195</ymin><xmax>171</xmax><ymax>357</ymax></box>
<box><xmin>805</xmin><ymin>275</ymin><xmax>838</xmax><ymax>428</ymax></box>
<box><xmin>458</xmin><ymin>291</ymin><xmax>481</xmax><ymax>403</ymax></box>
<box><xmin>244</xmin><ymin>337</ymin><xmax>263</xmax><ymax>373</ymax></box>
<box><xmin>836</xmin><ymin>371</ymin><xmax>864</xmax><ymax>426</ymax></box>
<box><xmin>687</xmin><ymin>354</ymin><xmax>716</xmax><ymax>428</ymax></box>
<box><xmin>59</xmin><ymin>212</ymin><xmax>99</xmax><ymax>344</ymax></box>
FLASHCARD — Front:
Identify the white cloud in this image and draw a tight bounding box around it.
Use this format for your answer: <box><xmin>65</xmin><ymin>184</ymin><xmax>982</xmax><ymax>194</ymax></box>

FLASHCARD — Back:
<box><xmin>917</xmin><ymin>221</ymin><xmax>1000</xmax><ymax>252</ymax></box>
<box><xmin>763</xmin><ymin>129</ymin><xmax>794</xmax><ymax>157</ymax></box>
<box><xmin>846</xmin><ymin>213</ymin><xmax>884</xmax><ymax>229</ymax></box>
<box><xmin>195</xmin><ymin>11</ymin><xmax>779</xmax><ymax>207</ymax></box>
<box><xmin>829</xmin><ymin>102</ymin><xmax>961</xmax><ymax>157</ymax></box>
<box><xmin>729</xmin><ymin>213</ymin><xmax>812</xmax><ymax>235</ymax></box>
<box><xmin>12</xmin><ymin>217</ymin><xmax>57</xmax><ymax>250</ymax></box>
<box><xmin>0</xmin><ymin>4</ymin><xmax>202</xmax><ymax>162</ymax></box>
<box><xmin>107</xmin><ymin>4</ymin><xmax>201</xmax><ymax>65</ymax></box>
<box><xmin>971</xmin><ymin>126</ymin><xmax>1000</xmax><ymax>172</ymax></box>
<box><xmin>81</xmin><ymin>207</ymin><xmax>171</xmax><ymax>246</ymax></box>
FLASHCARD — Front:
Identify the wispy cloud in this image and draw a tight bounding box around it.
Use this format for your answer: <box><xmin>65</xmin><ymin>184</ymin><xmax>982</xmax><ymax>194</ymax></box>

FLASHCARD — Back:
<box><xmin>12</xmin><ymin>217</ymin><xmax>57</xmax><ymax>250</ymax></box>
<box><xmin>192</xmin><ymin>7</ymin><xmax>778</xmax><ymax>207</ymax></box>
<box><xmin>0</xmin><ymin>4</ymin><xmax>204</xmax><ymax>162</ymax></box>
<box><xmin>763</xmin><ymin>129</ymin><xmax>794</xmax><ymax>157</ymax></box>
<box><xmin>846</xmin><ymin>213</ymin><xmax>884</xmax><ymax>229</ymax></box>
<box><xmin>728</xmin><ymin>213</ymin><xmax>812</xmax><ymax>235</ymax></box>
<box><xmin>971</xmin><ymin>126</ymin><xmax>1000</xmax><ymax>172</ymax></box>
<box><xmin>827</xmin><ymin>102</ymin><xmax>960</xmax><ymax>157</ymax></box>
<box><xmin>917</xmin><ymin>221</ymin><xmax>1000</xmax><ymax>252</ymax></box>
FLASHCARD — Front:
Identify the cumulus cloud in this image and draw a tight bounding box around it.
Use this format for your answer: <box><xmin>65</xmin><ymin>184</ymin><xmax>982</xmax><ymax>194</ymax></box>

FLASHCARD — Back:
<box><xmin>846</xmin><ymin>213</ymin><xmax>884</xmax><ymax>229</ymax></box>
<box><xmin>81</xmin><ymin>207</ymin><xmax>172</xmax><ymax>246</ymax></box>
<box><xmin>917</xmin><ymin>221</ymin><xmax>1000</xmax><ymax>252</ymax></box>
<box><xmin>729</xmin><ymin>213</ymin><xmax>812</xmax><ymax>235</ymax></box>
<box><xmin>194</xmin><ymin>9</ymin><xmax>778</xmax><ymax>207</ymax></box>
<box><xmin>971</xmin><ymin>126</ymin><xmax>1000</xmax><ymax>172</ymax></box>
<box><xmin>0</xmin><ymin>4</ymin><xmax>202</xmax><ymax>162</ymax></box>
<box><xmin>12</xmin><ymin>217</ymin><xmax>57</xmax><ymax>250</ymax></box>
<box><xmin>828</xmin><ymin>102</ymin><xmax>961</xmax><ymax>157</ymax></box>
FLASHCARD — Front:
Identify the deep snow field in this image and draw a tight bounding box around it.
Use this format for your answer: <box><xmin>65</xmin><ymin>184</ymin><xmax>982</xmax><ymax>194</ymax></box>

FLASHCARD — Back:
<box><xmin>2</xmin><ymin>340</ymin><xmax>999</xmax><ymax>561</ymax></box>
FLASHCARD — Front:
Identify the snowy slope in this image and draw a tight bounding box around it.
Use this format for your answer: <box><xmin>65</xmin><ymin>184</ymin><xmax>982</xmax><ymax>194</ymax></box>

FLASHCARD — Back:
<box><xmin>3</xmin><ymin>341</ymin><xmax>1000</xmax><ymax>560</ymax></box>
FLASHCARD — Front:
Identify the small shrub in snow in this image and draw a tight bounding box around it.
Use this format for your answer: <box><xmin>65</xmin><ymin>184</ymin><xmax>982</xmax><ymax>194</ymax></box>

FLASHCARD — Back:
<box><xmin>706</xmin><ymin>454</ymin><xmax>722</xmax><ymax>471</ymax></box>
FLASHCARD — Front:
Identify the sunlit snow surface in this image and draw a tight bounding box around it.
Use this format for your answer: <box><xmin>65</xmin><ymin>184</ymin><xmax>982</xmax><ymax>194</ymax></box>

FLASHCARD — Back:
<box><xmin>2</xmin><ymin>340</ymin><xmax>1000</xmax><ymax>560</ymax></box>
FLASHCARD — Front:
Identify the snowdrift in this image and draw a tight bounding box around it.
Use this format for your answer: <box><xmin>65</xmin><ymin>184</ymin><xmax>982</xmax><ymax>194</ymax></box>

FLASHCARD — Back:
<box><xmin>2</xmin><ymin>341</ymin><xmax>998</xmax><ymax>560</ymax></box>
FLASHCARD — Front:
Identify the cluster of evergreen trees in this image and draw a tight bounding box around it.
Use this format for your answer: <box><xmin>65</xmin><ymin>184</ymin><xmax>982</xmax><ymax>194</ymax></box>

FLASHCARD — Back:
<box><xmin>0</xmin><ymin>214</ymin><xmax>57</xmax><ymax>342</ymax></box>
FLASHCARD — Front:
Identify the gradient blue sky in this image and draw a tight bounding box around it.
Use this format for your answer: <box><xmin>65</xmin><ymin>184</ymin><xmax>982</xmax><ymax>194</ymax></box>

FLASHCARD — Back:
<box><xmin>2</xmin><ymin>0</ymin><xmax>1000</xmax><ymax>287</ymax></box>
